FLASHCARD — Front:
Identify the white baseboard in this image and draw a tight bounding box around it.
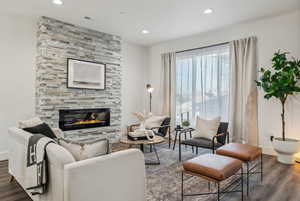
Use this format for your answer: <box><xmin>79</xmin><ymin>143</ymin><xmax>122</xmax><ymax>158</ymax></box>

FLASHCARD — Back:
<box><xmin>0</xmin><ymin>151</ymin><xmax>8</xmax><ymax>161</ymax></box>
<box><xmin>262</xmin><ymin>146</ymin><xmax>276</xmax><ymax>156</ymax></box>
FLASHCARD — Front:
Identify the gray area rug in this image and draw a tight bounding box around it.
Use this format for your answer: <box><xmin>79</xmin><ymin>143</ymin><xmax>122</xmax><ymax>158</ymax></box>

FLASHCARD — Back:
<box><xmin>143</xmin><ymin>144</ymin><xmax>246</xmax><ymax>201</ymax></box>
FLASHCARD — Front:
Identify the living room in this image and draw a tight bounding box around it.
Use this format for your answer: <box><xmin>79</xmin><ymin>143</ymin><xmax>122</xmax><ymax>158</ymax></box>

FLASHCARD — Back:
<box><xmin>1</xmin><ymin>0</ymin><xmax>300</xmax><ymax>201</ymax></box>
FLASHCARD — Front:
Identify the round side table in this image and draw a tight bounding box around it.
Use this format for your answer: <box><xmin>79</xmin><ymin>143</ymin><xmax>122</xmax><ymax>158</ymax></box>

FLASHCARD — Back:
<box><xmin>120</xmin><ymin>135</ymin><xmax>165</xmax><ymax>165</ymax></box>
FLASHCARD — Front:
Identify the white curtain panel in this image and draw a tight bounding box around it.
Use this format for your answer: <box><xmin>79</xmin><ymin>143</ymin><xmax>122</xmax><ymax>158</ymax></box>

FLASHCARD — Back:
<box><xmin>175</xmin><ymin>44</ymin><xmax>230</xmax><ymax>126</ymax></box>
<box><xmin>229</xmin><ymin>36</ymin><xmax>258</xmax><ymax>145</ymax></box>
<box><xmin>161</xmin><ymin>52</ymin><xmax>176</xmax><ymax>124</ymax></box>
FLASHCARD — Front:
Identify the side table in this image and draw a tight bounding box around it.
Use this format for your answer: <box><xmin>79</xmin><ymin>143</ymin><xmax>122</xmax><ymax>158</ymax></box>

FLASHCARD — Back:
<box><xmin>173</xmin><ymin>127</ymin><xmax>194</xmax><ymax>161</ymax></box>
<box><xmin>120</xmin><ymin>135</ymin><xmax>165</xmax><ymax>165</ymax></box>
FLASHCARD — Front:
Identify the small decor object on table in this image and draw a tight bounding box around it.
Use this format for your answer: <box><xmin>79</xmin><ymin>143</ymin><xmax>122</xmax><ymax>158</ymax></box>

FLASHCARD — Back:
<box><xmin>256</xmin><ymin>50</ymin><xmax>300</xmax><ymax>164</ymax></box>
<box><xmin>128</xmin><ymin>129</ymin><xmax>155</xmax><ymax>141</ymax></box>
<box><xmin>129</xmin><ymin>112</ymin><xmax>155</xmax><ymax>141</ymax></box>
<box><xmin>132</xmin><ymin>112</ymin><xmax>151</xmax><ymax>130</ymax></box>
<box><xmin>181</xmin><ymin>111</ymin><xmax>191</xmax><ymax>126</ymax></box>
<box><xmin>181</xmin><ymin>120</ymin><xmax>190</xmax><ymax>129</ymax></box>
<box><xmin>67</xmin><ymin>58</ymin><xmax>106</xmax><ymax>90</ymax></box>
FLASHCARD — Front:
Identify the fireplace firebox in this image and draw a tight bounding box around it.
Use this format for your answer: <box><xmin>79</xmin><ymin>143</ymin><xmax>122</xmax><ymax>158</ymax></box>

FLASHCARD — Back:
<box><xmin>59</xmin><ymin>108</ymin><xmax>110</xmax><ymax>131</ymax></box>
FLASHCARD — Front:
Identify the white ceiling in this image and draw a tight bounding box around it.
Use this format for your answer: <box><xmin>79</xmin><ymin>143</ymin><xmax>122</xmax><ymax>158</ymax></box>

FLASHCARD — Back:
<box><xmin>1</xmin><ymin>0</ymin><xmax>300</xmax><ymax>46</ymax></box>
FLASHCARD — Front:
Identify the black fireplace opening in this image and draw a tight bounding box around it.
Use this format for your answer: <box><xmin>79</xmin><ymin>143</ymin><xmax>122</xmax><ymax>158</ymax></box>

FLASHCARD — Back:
<box><xmin>59</xmin><ymin>108</ymin><xmax>110</xmax><ymax>131</ymax></box>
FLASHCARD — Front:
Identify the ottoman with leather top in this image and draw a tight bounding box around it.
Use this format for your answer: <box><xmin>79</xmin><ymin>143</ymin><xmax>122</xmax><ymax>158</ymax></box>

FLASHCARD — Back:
<box><xmin>181</xmin><ymin>154</ymin><xmax>244</xmax><ymax>201</ymax></box>
<box><xmin>216</xmin><ymin>143</ymin><xmax>263</xmax><ymax>195</ymax></box>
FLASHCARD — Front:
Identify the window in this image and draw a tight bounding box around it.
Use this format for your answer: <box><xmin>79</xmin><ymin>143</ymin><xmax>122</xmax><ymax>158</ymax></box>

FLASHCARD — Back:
<box><xmin>175</xmin><ymin>44</ymin><xmax>230</xmax><ymax>125</ymax></box>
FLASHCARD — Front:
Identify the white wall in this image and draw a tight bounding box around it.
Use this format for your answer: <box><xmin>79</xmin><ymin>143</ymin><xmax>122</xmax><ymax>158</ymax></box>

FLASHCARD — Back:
<box><xmin>121</xmin><ymin>42</ymin><xmax>148</xmax><ymax>133</ymax></box>
<box><xmin>0</xmin><ymin>14</ymin><xmax>36</xmax><ymax>160</ymax></box>
<box><xmin>1</xmin><ymin>10</ymin><xmax>299</xmax><ymax>159</ymax></box>
<box><xmin>0</xmin><ymin>14</ymin><xmax>148</xmax><ymax>160</ymax></box>
<box><xmin>148</xmin><ymin>10</ymin><xmax>300</xmax><ymax>154</ymax></box>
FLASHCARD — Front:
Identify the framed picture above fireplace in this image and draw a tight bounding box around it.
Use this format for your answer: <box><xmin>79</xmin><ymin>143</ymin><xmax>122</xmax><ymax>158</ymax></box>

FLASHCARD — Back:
<box><xmin>67</xmin><ymin>58</ymin><xmax>106</xmax><ymax>90</ymax></box>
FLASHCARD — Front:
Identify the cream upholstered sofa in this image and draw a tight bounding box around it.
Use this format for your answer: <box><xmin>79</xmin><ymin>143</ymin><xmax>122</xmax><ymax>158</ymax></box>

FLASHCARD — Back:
<box><xmin>8</xmin><ymin>128</ymin><xmax>146</xmax><ymax>201</ymax></box>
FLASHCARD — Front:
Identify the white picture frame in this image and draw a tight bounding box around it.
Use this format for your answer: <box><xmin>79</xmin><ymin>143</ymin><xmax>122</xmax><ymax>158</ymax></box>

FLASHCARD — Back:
<box><xmin>67</xmin><ymin>59</ymin><xmax>106</xmax><ymax>90</ymax></box>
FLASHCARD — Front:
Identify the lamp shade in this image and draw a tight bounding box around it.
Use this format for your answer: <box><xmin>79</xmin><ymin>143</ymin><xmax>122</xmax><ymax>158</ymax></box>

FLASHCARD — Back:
<box><xmin>146</xmin><ymin>84</ymin><xmax>154</xmax><ymax>93</ymax></box>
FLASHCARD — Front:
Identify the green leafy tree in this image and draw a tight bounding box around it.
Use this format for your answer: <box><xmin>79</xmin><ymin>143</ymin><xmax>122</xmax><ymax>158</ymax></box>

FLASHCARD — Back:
<box><xmin>256</xmin><ymin>51</ymin><xmax>300</xmax><ymax>141</ymax></box>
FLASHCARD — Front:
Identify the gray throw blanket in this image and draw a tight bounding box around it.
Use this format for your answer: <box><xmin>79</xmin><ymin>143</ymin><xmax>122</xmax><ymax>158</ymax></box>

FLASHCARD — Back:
<box><xmin>26</xmin><ymin>134</ymin><xmax>56</xmax><ymax>195</ymax></box>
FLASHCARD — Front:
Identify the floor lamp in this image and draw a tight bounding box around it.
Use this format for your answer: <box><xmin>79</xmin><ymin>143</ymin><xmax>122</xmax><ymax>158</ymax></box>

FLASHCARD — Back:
<box><xmin>146</xmin><ymin>84</ymin><xmax>154</xmax><ymax>113</ymax></box>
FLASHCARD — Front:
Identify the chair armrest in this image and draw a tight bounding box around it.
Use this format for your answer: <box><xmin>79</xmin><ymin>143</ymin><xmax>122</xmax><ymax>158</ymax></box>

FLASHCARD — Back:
<box><xmin>212</xmin><ymin>133</ymin><xmax>225</xmax><ymax>151</ymax></box>
<box><xmin>214</xmin><ymin>133</ymin><xmax>225</xmax><ymax>138</ymax></box>
<box><xmin>64</xmin><ymin>149</ymin><xmax>146</xmax><ymax>201</ymax></box>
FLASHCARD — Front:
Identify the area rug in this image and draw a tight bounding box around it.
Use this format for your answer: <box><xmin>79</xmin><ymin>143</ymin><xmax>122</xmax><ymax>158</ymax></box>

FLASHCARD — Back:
<box><xmin>143</xmin><ymin>145</ymin><xmax>244</xmax><ymax>201</ymax></box>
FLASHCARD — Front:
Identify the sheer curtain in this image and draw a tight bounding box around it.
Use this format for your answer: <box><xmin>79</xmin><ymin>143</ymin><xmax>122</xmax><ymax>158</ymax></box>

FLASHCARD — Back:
<box><xmin>175</xmin><ymin>44</ymin><xmax>230</xmax><ymax>125</ymax></box>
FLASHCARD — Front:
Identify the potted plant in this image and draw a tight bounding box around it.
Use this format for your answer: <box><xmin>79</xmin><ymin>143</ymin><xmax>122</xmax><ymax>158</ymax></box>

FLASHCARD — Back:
<box><xmin>182</xmin><ymin>120</ymin><xmax>190</xmax><ymax>128</ymax></box>
<box><xmin>256</xmin><ymin>50</ymin><xmax>300</xmax><ymax>164</ymax></box>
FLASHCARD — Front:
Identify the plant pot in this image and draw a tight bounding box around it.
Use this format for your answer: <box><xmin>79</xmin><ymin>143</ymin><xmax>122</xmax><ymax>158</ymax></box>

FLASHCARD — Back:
<box><xmin>272</xmin><ymin>138</ymin><xmax>300</xmax><ymax>164</ymax></box>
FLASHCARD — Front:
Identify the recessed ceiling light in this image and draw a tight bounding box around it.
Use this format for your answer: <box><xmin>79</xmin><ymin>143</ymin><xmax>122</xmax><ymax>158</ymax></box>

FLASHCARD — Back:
<box><xmin>204</xmin><ymin>8</ymin><xmax>213</xmax><ymax>14</ymax></box>
<box><xmin>52</xmin><ymin>0</ymin><xmax>63</xmax><ymax>5</ymax></box>
<box><xmin>142</xmin><ymin>30</ymin><xmax>150</xmax><ymax>34</ymax></box>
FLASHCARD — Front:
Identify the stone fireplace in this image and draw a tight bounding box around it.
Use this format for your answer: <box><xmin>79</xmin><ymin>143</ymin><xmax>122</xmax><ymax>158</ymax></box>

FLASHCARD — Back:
<box><xmin>36</xmin><ymin>16</ymin><xmax>122</xmax><ymax>141</ymax></box>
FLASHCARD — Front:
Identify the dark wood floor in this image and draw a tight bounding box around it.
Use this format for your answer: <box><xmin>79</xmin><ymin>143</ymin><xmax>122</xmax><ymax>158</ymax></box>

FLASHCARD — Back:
<box><xmin>0</xmin><ymin>160</ymin><xmax>31</xmax><ymax>201</ymax></box>
<box><xmin>1</xmin><ymin>150</ymin><xmax>300</xmax><ymax>201</ymax></box>
<box><xmin>225</xmin><ymin>155</ymin><xmax>300</xmax><ymax>201</ymax></box>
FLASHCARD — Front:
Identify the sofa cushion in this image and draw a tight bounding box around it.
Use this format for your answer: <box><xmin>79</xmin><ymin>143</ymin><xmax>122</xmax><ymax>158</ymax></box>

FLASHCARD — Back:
<box><xmin>145</xmin><ymin>115</ymin><xmax>166</xmax><ymax>129</ymax></box>
<box><xmin>59</xmin><ymin>138</ymin><xmax>109</xmax><ymax>161</ymax></box>
<box><xmin>23</xmin><ymin>123</ymin><xmax>57</xmax><ymax>139</ymax></box>
<box><xmin>216</xmin><ymin>143</ymin><xmax>262</xmax><ymax>162</ymax></box>
<box><xmin>181</xmin><ymin>137</ymin><xmax>223</xmax><ymax>149</ymax></box>
<box><xmin>19</xmin><ymin>117</ymin><xmax>43</xmax><ymax>129</ymax></box>
<box><xmin>193</xmin><ymin>116</ymin><xmax>221</xmax><ymax>140</ymax></box>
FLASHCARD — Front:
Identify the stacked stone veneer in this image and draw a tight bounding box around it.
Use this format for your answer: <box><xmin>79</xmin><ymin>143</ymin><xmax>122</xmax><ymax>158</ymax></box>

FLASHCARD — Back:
<box><xmin>36</xmin><ymin>16</ymin><xmax>122</xmax><ymax>141</ymax></box>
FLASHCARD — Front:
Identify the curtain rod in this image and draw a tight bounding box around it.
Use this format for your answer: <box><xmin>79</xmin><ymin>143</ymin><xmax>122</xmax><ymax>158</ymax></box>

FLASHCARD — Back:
<box><xmin>175</xmin><ymin>42</ymin><xmax>229</xmax><ymax>54</ymax></box>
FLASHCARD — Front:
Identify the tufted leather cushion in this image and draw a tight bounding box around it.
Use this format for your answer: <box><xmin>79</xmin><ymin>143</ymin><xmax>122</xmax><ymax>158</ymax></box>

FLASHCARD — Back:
<box><xmin>183</xmin><ymin>154</ymin><xmax>242</xmax><ymax>181</ymax></box>
<box><xmin>216</xmin><ymin>143</ymin><xmax>262</xmax><ymax>162</ymax></box>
